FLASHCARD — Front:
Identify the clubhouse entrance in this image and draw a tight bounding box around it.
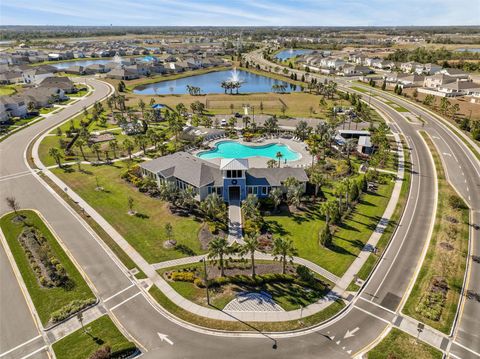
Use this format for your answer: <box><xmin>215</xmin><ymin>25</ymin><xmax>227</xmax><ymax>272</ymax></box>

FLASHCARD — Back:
<box><xmin>228</xmin><ymin>186</ymin><xmax>240</xmax><ymax>202</ymax></box>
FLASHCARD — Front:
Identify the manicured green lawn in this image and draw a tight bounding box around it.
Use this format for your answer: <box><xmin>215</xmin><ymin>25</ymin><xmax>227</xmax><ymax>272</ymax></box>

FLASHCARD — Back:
<box><xmin>0</xmin><ymin>85</ymin><xmax>17</xmax><ymax>96</ymax></box>
<box><xmin>149</xmin><ymin>285</ymin><xmax>345</xmax><ymax>332</ymax></box>
<box><xmin>40</xmin><ymin>107</ymin><xmax>57</xmax><ymax>115</ymax></box>
<box><xmin>0</xmin><ymin>210</ymin><xmax>95</xmax><ymax>326</ymax></box>
<box><xmin>52</xmin><ymin>315</ymin><xmax>136</xmax><ymax>359</ymax></box>
<box><xmin>368</xmin><ymin>328</ymin><xmax>442</xmax><ymax>359</ymax></box>
<box><xmin>265</xmin><ymin>180</ymin><xmax>395</xmax><ymax>277</ymax></box>
<box><xmin>52</xmin><ymin>162</ymin><xmax>204</xmax><ymax>263</ymax></box>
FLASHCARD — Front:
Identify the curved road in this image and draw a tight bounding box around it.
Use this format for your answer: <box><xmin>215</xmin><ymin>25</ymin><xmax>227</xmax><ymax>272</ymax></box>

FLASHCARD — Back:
<box><xmin>0</xmin><ymin>65</ymin><xmax>477</xmax><ymax>359</ymax></box>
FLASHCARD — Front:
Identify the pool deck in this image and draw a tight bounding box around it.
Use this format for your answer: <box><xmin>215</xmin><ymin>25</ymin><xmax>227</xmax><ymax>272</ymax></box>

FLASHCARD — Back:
<box><xmin>192</xmin><ymin>137</ymin><xmax>312</xmax><ymax>169</ymax></box>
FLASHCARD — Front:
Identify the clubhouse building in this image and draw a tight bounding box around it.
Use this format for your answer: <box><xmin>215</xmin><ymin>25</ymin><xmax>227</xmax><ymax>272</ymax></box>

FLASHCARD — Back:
<box><xmin>139</xmin><ymin>152</ymin><xmax>308</xmax><ymax>202</ymax></box>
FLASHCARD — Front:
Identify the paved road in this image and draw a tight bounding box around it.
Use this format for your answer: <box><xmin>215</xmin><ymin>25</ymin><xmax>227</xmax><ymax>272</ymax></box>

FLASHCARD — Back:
<box><xmin>1</xmin><ymin>67</ymin><xmax>478</xmax><ymax>359</ymax></box>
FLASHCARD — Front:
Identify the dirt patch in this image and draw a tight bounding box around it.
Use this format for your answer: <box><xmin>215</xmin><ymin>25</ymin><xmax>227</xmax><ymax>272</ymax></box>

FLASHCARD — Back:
<box><xmin>198</xmin><ymin>224</ymin><xmax>227</xmax><ymax>250</ymax></box>
<box><xmin>439</xmin><ymin>242</ymin><xmax>454</xmax><ymax>251</ymax></box>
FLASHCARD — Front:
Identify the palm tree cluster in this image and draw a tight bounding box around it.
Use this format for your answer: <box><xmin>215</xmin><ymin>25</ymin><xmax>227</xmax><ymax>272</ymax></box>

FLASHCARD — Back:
<box><xmin>271</xmin><ymin>83</ymin><xmax>288</xmax><ymax>93</ymax></box>
<box><xmin>221</xmin><ymin>80</ymin><xmax>242</xmax><ymax>94</ymax></box>
<box><xmin>306</xmin><ymin>79</ymin><xmax>337</xmax><ymax>98</ymax></box>
<box><xmin>186</xmin><ymin>85</ymin><xmax>202</xmax><ymax>96</ymax></box>
<box><xmin>207</xmin><ymin>234</ymin><xmax>297</xmax><ymax>278</ymax></box>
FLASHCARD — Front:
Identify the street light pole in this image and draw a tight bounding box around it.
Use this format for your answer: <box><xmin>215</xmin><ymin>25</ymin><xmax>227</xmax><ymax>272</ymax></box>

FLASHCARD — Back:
<box><xmin>200</xmin><ymin>258</ymin><xmax>210</xmax><ymax>305</ymax></box>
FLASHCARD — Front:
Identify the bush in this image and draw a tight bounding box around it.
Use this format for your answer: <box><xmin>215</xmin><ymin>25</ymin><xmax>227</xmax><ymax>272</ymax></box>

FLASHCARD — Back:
<box><xmin>448</xmin><ymin>195</ymin><xmax>467</xmax><ymax>210</ymax></box>
<box><xmin>171</xmin><ymin>271</ymin><xmax>195</xmax><ymax>282</ymax></box>
<box><xmin>89</xmin><ymin>346</ymin><xmax>111</xmax><ymax>359</ymax></box>
<box><xmin>194</xmin><ymin>278</ymin><xmax>205</xmax><ymax>288</ymax></box>
<box><xmin>296</xmin><ymin>265</ymin><xmax>315</xmax><ymax>284</ymax></box>
<box><xmin>50</xmin><ymin>298</ymin><xmax>96</xmax><ymax>323</ymax></box>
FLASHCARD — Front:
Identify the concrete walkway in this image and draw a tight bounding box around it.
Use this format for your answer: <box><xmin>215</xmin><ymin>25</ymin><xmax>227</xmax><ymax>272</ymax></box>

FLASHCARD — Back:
<box><xmin>227</xmin><ymin>201</ymin><xmax>244</xmax><ymax>245</ymax></box>
<box><xmin>336</xmin><ymin>131</ymin><xmax>405</xmax><ymax>291</ymax></box>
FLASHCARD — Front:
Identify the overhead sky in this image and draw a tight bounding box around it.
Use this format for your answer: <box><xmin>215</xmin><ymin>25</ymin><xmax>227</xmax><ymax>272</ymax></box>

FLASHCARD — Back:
<box><xmin>1</xmin><ymin>0</ymin><xmax>479</xmax><ymax>26</ymax></box>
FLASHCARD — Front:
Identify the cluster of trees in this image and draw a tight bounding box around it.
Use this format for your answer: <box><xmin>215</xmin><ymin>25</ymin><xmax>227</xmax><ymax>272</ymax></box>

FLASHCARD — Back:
<box><xmin>306</xmin><ymin>79</ymin><xmax>337</xmax><ymax>98</ymax></box>
<box><xmin>186</xmin><ymin>85</ymin><xmax>202</xmax><ymax>96</ymax></box>
<box><xmin>207</xmin><ymin>234</ymin><xmax>297</xmax><ymax>277</ymax></box>
<box><xmin>220</xmin><ymin>80</ymin><xmax>242</xmax><ymax>94</ymax></box>
<box><xmin>385</xmin><ymin>47</ymin><xmax>480</xmax><ymax>64</ymax></box>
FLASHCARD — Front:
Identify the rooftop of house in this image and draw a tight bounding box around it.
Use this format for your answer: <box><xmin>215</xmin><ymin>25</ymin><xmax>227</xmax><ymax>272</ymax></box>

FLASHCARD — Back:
<box><xmin>220</xmin><ymin>158</ymin><xmax>249</xmax><ymax>171</ymax></box>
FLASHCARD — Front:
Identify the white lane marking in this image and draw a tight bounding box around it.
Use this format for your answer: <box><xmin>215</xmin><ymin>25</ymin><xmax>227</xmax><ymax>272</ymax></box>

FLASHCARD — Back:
<box><xmin>109</xmin><ymin>291</ymin><xmax>141</xmax><ymax>311</ymax></box>
<box><xmin>344</xmin><ymin>327</ymin><xmax>360</xmax><ymax>339</ymax></box>
<box><xmin>353</xmin><ymin>305</ymin><xmax>391</xmax><ymax>325</ymax></box>
<box><xmin>103</xmin><ymin>283</ymin><xmax>135</xmax><ymax>303</ymax></box>
<box><xmin>0</xmin><ymin>335</ymin><xmax>42</xmax><ymax>357</ymax></box>
<box><xmin>358</xmin><ymin>296</ymin><xmax>397</xmax><ymax>315</ymax></box>
<box><xmin>0</xmin><ymin>172</ymin><xmax>32</xmax><ymax>182</ymax></box>
<box><xmin>452</xmin><ymin>340</ymin><xmax>480</xmax><ymax>357</ymax></box>
<box><xmin>18</xmin><ymin>346</ymin><xmax>47</xmax><ymax>359</ymax></box>
<box><xmin>443</xmin><ymin>152</ymin><xmax>452</xmax><ymax>157</ymax></box>
<box><xmin>157</xmin><ymin>333</ymin><xmax>174</xmax><ymax>345</ymax></box>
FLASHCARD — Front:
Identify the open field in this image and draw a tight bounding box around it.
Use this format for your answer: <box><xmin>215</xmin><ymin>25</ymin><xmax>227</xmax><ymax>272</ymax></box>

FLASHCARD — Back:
<box><xmin>403</xmin><ymin>132</ymin><xmax>469</xmax><ymax>334</ymax></box>
<box><xmin>52</xmin><ymin>162</ymin><xmax>204</xmax><ymax>263</ymax></box>
<box><xmin>0</xmin><ymin>210</ymin><xmax>95</xmax><ymax>326</ymax></box>
<box><xmin>52</xmin><ymin>315</ymin><xmax>136</xmax><ymax>359</ymax></box>
<box><xmin>368</xmin><ymin>328</ymin><xmax>442</xmax><ymax>359</ymax></box>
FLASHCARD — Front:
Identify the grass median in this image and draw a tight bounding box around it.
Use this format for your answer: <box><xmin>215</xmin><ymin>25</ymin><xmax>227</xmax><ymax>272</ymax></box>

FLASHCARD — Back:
<box><xmin>403</xmin><ymin>132</ymin><xmax>469</xmax><ymax>334</ymax></box>
<box><xmin>52</xmin><ymin>315</ymin><xmax>136</xmax><ymax>359</ymax></box>
<box><xmin>368</xmin><ymin>328</ymin><xmax>442</xmax><ymax>359</ymax></box>
<box><xmin>0</xmin><ymin>210</ymin><xmax>95</xmax><ymax>326</ymax></box>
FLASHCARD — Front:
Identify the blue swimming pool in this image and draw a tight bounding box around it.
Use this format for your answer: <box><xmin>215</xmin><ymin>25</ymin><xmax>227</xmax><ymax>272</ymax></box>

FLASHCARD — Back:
<box><xmin>197</xmin><ymin>141</ymin><xmax>300</xmax><ymax>161</ymax></box>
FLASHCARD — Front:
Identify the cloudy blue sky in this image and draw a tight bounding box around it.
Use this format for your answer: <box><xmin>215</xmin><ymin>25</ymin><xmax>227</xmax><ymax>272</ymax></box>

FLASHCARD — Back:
<box><xmin>1</xmin><ymin>0</ymin><xmax>479</xmax><ymax>26</ymax></box>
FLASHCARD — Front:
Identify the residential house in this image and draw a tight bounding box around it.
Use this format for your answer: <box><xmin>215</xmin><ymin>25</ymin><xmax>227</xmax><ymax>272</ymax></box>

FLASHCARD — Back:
<box><xmin>106</xmin><ymin>68</ymin><xmax>139</xmax><ymax>80</ymax></box>
<box><xmin>438</xmin><ymin>68</ymin><xmax>470</xmax><ymax>81</ymax></box>
<box><xmin>341</xmin><ymin>65</ymin><xmax>372</xmax><ymax>76</ymax></box>
<box><xmin>63</xmin><ymin>65</ymin><xmax>85</xmax><ymax>75</ymax></box>
<box><xmin>22</xmin><ymin>67</ymin><xmax>55</xmax><ymax>84</ymax></box>
<box><xmin>415</xmin><ymin>63</ymin><xmax>442</xmax><ymax>75</ymax></box>
<box><xmin>423</xmin><ymin>73</ymin><xmax>456</xmax><ymax>89</ymax></box>
<box><xmin>400</xmin><ymin>61</ymin><xmax>422</xmax><ymax>73</ymax></box>
<box><xmin>437</xmin><ymin>80</ymin><xmax>480</xmax><ymax>97</ymax></box>
<box><xmin>139</xmin><ymin>153</ymin><xmax>308</xmax><ymax>202</ymax></box>
<box><xmin>39</xmin><ymin>76</ymin><xmax>77</xmax><ymax>94</ymax></box>
<box><xmin>85</xmin><ymin>64</ymin><xmax>109</xmax><ymax>74</ymax></box>
<box><xmin>22</xmin><ymin>87</ymin><xmax>67</xmax><ymax>108</ymax></box>
<box><xmin>397</xmin><ymin>74</ymin><xmax>425</xmax><ymax>88</ymax></box>
<box><xmin>0</xmin><ymin>70</ymin><xmax>23</xmax><ymax>84</ymax></box>
<box><xmin>0</xmin><ymin>95</ymin><xmax>28</xmax><ymax>119</ymax></box>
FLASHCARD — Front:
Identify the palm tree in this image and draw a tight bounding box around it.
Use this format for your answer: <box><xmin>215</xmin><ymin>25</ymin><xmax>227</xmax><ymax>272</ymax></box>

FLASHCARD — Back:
<box><xmin>241</xmin><ymin>235</ymin><xmax>261</xmax><ymax>277</ymax></box>
<box><xmin>48</xmin><ymin>148</ymin><xmax>63</xmax><ymax>167</ymax></box>
<box><xmin>269</xmin><ymin>187</ymin><xmax>283</xmax><ymax>213</ymax></box>
<box><xmin>342</xmin><ymin>178</ymin><xmax>353</xmax><ymax>209</ymax></box>
<box><xmin>263</xmin><ymin>116</ymin><xmax>278</xmax><ymax>137</ymax></box>
<box><xmin>74</xmin><ymin>138</ymin><xmax>86</xmax><ymax>160</ymax></box>
<box><xmin>123</xmin><ymin>138</ymin><xmax>134</xmax><ymax>160</ymax></box>
<box><xmin>207</xmin><ymin>236</ymin><xmax>229</xmax><ymax>277</ymax></box>
<box><xmin>309</xmin><ymin>170</ymin><xmax>325</xmax><ymax>198</ymax></box>
<box><xmin>109</xmin><ymin>139</ymin><xmax>118</xmax><ymax>158</ymax></box>
<box><xmin>276</xmin><ymin>151</ymin><xmax>283</xmax><ymax>167</ymax></box>
<box><xmin>138</xmin><ymin>99</ymin><xmax>146</xmax><ymax>119</ymax></box>
<box><xmin>267</xmin><ymin>159</ymin><xmax>277</xmax><ymax>168</ymax></box>
<box><xmin>241</xmin><ymin>194</ymin><xmax>259</xmax><ymax>220</ymax></box>
<box><xmin>320</xmin><ymin>200</ymin><xmax>336</xmax><ymax>225</ymax></box>
<box><xmin>91</xmin><ymin>143</ymin><xmax>101</xmax><ymax>161</ymax></box>
<box><xmin>178</xmin><ymin>186</ymin><xmax>196</xmax><ymax>211</ymax></box>
<box><xmin>272</xmin><ymin>238</ymin><xmax>298</xmax><ymax>274</ymax></box>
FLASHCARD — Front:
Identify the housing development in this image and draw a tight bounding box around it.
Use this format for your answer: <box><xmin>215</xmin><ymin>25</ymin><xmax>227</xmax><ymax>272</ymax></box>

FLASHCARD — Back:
<box><xmin>0</xmin><ymin>3</ymin><xmax>479</xmax><ymax>359</ymax></box>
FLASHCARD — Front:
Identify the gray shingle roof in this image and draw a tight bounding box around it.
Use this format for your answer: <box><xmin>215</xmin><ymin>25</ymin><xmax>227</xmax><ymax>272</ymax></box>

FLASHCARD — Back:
<box><xmin>140</xmin><ymin>152</ymin><xmax>221</xmax><ymax>187</ymax></box>
<box><xmin>246</xmin><ymin>168</ymin><xmax>308</xmax><ymax>187</ymax></box>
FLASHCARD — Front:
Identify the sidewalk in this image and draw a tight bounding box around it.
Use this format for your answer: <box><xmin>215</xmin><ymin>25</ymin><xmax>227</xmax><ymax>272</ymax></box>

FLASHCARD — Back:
<box><xmin>336</xmin><ymin>131</ymin><xmax>405</xmax><ymax>291</ymax></box>
<box><xmin>227</xmin><ymin>202</ymin><xmax>244</xmax><ymax>244</ymax></box>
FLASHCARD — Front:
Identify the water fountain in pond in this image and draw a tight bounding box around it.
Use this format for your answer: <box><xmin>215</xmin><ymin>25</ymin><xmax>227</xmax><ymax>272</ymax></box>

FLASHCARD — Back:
<box><xmin>113</xmin><ymin>54</ymin><xmax>123</xmax><ymax>64</ymax></box>
<box><xmin>228</xmin><ymin>67</ymin><xmax>242</xmax><ymax>83</ymax></box>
